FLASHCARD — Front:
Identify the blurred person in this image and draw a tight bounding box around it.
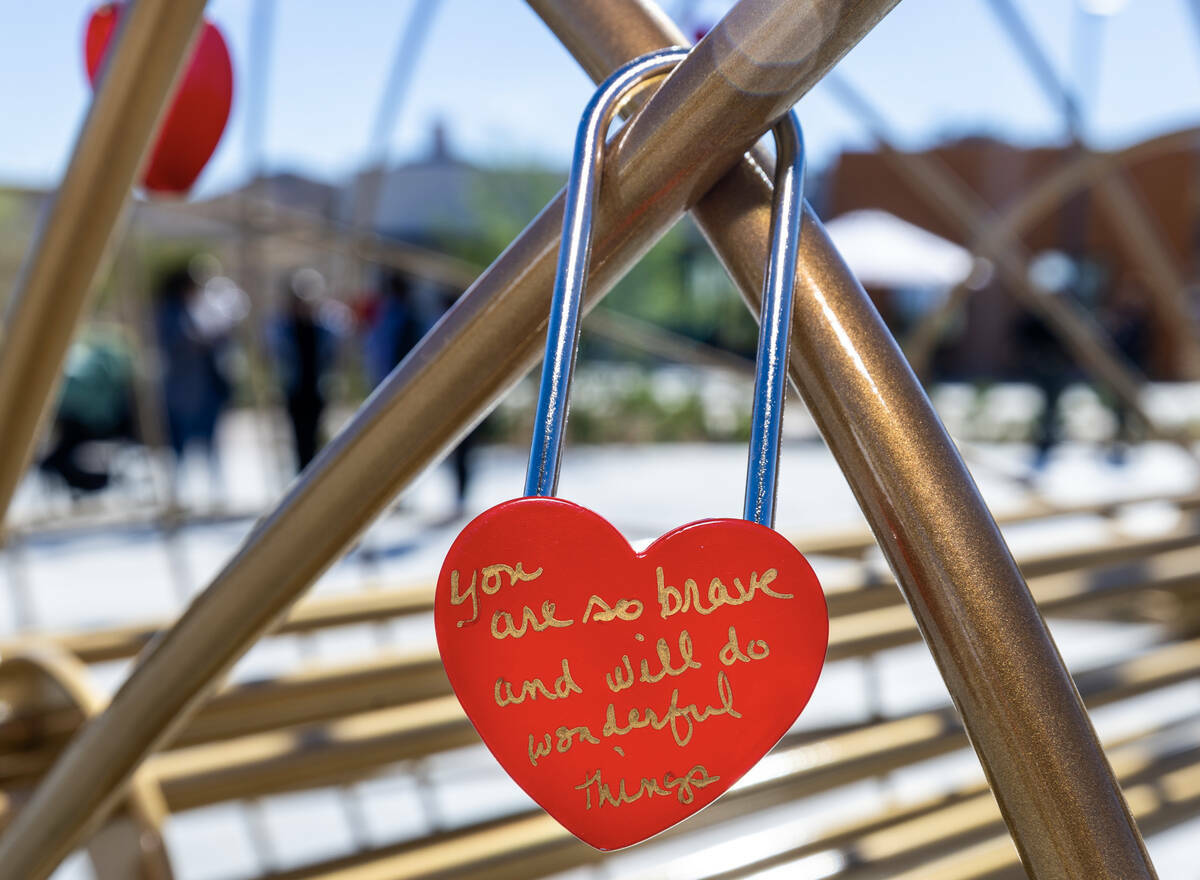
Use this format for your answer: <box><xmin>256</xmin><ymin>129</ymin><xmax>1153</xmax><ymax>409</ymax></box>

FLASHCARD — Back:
<box><xmin>365</xmin><ymin>270</ymin><xmax>478</xmax><ymax>516</ymax></box>
<box><xmin>268</xmin><ymin>268</ymin><xmax>344</xmax><ymax>472</ymax></box>
<box><xmin>1101</xmin><ymin>279</ymin><xmax>1152</xmax><ymax>465</ymax></box>
<box><xmin>363</xmin><ymin>272</ymin><xmax>425</xmax><ymax>388</ymax></box>
<box><xmin>154</xmin><ymin>262</ymin><xmax>246</xmax><ymax>497</ymax></box>
<box><xmin>39</xmin><ymin>327</ymin><xmax>136</xmax><ymax>493</ymax></box>
<box><xmin>1018</xmin><ymin>254</ymin><xmax>1080</xmax><ymax>471</ymax></box>
<box><xmin>1015</xmin><ymin>304</ymin><xmax>1073</xmax><ymax>470</ymax></box>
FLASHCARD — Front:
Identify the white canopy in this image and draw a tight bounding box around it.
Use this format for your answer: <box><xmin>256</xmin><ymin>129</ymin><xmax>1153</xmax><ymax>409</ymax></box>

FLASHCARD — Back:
<box><xmin>823</xmin><ymin>209</ymin><xmax>974</xmax><ymax>290</ymax></box>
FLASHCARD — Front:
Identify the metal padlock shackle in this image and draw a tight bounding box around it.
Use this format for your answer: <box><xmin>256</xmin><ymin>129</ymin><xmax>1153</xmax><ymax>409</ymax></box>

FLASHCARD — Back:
<box><xmin>525</xmin><ymin>47</ymin><xmax>806</xmax><ymax>528</ymax></box>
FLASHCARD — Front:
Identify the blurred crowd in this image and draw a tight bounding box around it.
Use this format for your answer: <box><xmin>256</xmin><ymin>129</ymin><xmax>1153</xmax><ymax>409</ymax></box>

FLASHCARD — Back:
<box><xmin>37</xmin><ymin>258</ymin><xmax>476</xmax><ymax>511</ymax></box>
<box><xmin>34</xmin><ymin>246</ymin><xmax>1157</xmax><ymax>512</ymax></box>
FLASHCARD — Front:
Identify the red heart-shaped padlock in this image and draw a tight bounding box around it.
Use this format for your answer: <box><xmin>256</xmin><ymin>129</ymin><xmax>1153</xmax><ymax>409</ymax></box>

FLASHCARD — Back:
<box><xmin>84</xmin><ymin>3</ymin><xmax>233</xmax><ymax>195</ymax></box>
<box><xmin>435</xmin><ymin>497</ymin><xmax>828</xmax><ymax>850</ymax></box>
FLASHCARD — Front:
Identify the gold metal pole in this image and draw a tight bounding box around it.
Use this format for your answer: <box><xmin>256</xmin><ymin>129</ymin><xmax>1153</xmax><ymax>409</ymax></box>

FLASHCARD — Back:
<box><xmin>702</xmin><ymin>118</ymin><xmax>1160</xmax><ymax>880</ymax></box>
<box><xmin>1092</xmin><ymin>166</ymin><xmax>1200</xmax><ymax>377</ymax></box>
<box><xmin>707</xmin><ymin>100</ymin><xmax>1160</xmax><ymax>880</ymax></box>
<box><xmin>979</xmin><ymin>128</ymin><xmax>1200</xmax><ymax>256</ymax></box>
<box><xmin>0</xmin><ymin>0</ymin><xmax>209</xmax><ymax>517</ymax></box>
<box><xmin>0</xmin><ymin>1</ymin><xmax>901</xmax><ymax>876</ymax></box>
<box><xmin>587</xmin><ymin>307</ymin><xmax>758</xmax><ymax>375</ymax></box>
<box><xmin>149</xmin><ymin>192</ymin><xmax>480</xmax><ymax>289</ymax></box>
<box><xmin>529</xmin><ymin>1</ymin><xmax>1154</xmax><ymax>877</ymax></box>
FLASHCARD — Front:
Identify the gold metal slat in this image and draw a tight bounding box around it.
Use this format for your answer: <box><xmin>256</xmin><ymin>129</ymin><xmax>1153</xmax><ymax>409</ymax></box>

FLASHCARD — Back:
<box><xmin>0</xmin><ymin>523</ymin><xmax>1193</xmax><ymax>767</ymax></box>
<box><xmin>700</xmin><ymin>723</ymin><xmax>1199</xmax><ymax>880</ymax></box>
<box><xmin>881</xmin><ymin>762</ymin><xmax>1200</xmax><ymax>880</ymax></box>
<box><xmin>143</xmin><ymin>637</ymin><xmax>1200</xmax><ymax>815</ymax></box>
<box><xmin>247</xmin><ymin>639</ymin><xmax>1200</xmax><ymax>880</ymax></box>
<box><xmin>9</xmin><ymin>502</ymin><xmax>1193</xmax><ymax>667</ymax></box>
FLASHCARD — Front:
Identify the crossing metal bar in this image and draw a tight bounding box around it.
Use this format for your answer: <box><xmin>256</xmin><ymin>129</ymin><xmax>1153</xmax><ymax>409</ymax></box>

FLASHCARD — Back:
<box><xmin>0</xmin><ymin>1</ymin><xmax>901</xmax><ymax>876</ymax></box>
<box><xmin>824</xmin><ymin>73</ymin><xmax>1174</xmax><ymax>442</ymax></box>
<box><xmin>983</xmin><ymin>0</ymin><xmax>1200</xmax><ymax>378</ymax></box>
<box><xmin>0</xmin><ymin>0</ymin><xmax>209</xmax><ymax>518</ymax></box>
<box><xmin>902</xmin><ymin>126</ymin><xmax>1200</xmax><ymax>377</ymax></box>
<box><xmin>529</xmin><ymin>1</ymin><xmax>1154</xmax><ymax>877</ymax></box>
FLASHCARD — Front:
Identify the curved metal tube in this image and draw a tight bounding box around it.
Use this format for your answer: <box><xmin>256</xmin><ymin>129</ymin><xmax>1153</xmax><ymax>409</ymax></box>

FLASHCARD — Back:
<box><xmin>0</xmin><ymin>646</ymin><xmax>173</xmax><ymax>880</ymax></box>
<box><xmin>982</xmin><ymin>0</ymin><xmax>1200</xmax><ymax>378</ymax></box>
<box><xmin>823</xmin><ymin>74</ymin><xmax>1171</xmax><ymax>445</ymax></box>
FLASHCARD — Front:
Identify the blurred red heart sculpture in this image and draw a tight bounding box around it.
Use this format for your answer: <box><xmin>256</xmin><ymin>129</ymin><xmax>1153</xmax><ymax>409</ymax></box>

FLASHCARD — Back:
<box><xmin>85</xmin><ymin>3</ymin><xmax>233</xmax><ymax>195</ymax></box>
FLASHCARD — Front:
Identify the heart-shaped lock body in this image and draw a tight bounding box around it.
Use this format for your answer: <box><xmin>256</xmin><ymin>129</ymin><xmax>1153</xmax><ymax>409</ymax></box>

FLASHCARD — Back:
<box><xmin>436</xmin><ymin>497</ymin><xmax>827</xmax><ymax>850</ymax></box>
<box><xmin>85</xmin><ymin>3</ymin><xmax>233</xmax><ymax>194</ymax></box>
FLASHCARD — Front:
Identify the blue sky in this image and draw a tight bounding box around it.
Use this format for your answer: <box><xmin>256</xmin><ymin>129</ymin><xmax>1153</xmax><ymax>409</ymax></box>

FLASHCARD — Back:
<box><xmin>1</xmin><ymin>0</ymin><xmax>1198</xmax><ymax>196</ymax></box>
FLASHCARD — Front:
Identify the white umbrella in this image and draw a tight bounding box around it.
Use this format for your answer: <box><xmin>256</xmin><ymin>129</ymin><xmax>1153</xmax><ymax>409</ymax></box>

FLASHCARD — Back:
<box><xmin>823</xmin><ymin>209</ymin><xmax>975</xmax><ymax>289</ymax></box>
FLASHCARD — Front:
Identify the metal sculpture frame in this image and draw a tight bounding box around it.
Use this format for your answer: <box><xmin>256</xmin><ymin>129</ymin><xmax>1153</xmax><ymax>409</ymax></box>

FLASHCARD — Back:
<box><xmin>0</xmin><ymin>0</ymin><xmax>1165</xmax><ymax>878</ymax></box>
